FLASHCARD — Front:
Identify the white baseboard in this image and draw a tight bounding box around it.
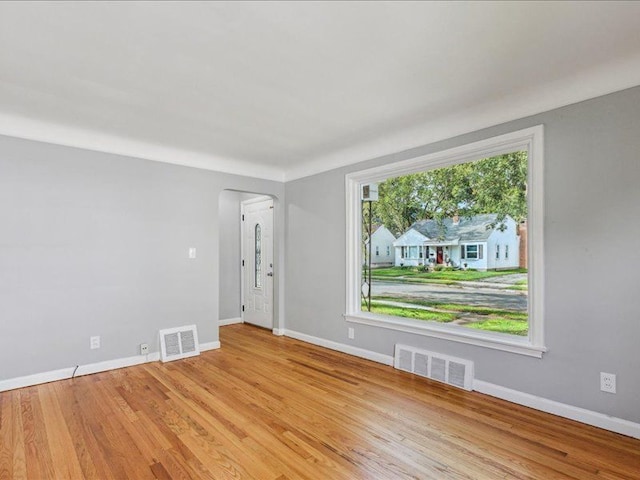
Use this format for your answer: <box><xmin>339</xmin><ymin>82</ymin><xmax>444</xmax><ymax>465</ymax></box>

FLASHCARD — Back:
<box><xmin>272</xmin><ymin>328</ymin><xmax>285</xmax><ymax>336</ymax></box>
<box><xmin>219</xmin><ymin>317</ymin><xmax>243</xmax><ymax>326</ymax></box>
<box><xmin>200</xmin><ymin>341</ymin><xmax>221</xmax><ymax>352</ymax></box>
<box><xmin>0</xmin><ymin>367</ymin><xmax>76</xmax><ymax>393</ymax></box>
<box><xmin>283</xmin><ymin>329</ymin><xmax>394</xmax><ymax>366</ymax></box>
<box><xmin>78</xmin><ymin>351</ymin><xmax>161</xmax><ymax>376</ymax></box>
<box><xmin>474</xmin><ymin>380</ymin><xmax>640</xmax><ymax>440</ymax></box>
<box><xmin>0</xmin><ymin>341</ymin><xmax>219</xmax><ymax>393</ymax></box>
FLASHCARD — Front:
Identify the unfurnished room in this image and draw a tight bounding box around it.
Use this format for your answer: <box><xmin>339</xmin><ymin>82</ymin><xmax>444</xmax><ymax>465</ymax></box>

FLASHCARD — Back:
<box><xmin>1</xmin><ymin>1</ymin><xmax>640</xmax><ymax>479</ymax></box>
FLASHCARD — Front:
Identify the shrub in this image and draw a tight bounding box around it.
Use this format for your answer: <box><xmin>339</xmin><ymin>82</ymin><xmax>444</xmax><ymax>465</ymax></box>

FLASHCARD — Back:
<box><xmin>432</xmin><ymin>265</ymin><xmax>454</xmax><ymax>272</ymax></box>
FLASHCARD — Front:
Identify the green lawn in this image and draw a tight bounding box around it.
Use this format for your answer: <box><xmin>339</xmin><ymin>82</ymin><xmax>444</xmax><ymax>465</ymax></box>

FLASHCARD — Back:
<box><xmin>368</xmin><ymin>296</ymin><xmax>529</xmax><ymax>336</ymax></box>
<box><xmin>465</xmin><ymin>318</ymin><xmax>529</xmax><ymax>336</ymax></box>
<box><xmin>507</xmin><ymin>278</ymin><xmax>529</xmax><ymax>291</ymax></box>
<box><xmin>365</xmin><ymin>303</ymin><xmax>456</xmax><ymax>323</ymax></box>
<box><xmin>372</xmin><ymin>296</ymin><xmax>527</xmax><ymax>320</ymax></box>
<box><xmin>371</xmin><ymin>267</ymin><xmax>526</xmax><ymax>282</ymax></box>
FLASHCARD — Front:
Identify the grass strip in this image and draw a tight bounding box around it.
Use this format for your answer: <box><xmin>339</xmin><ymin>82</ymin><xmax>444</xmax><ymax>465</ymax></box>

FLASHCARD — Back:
<box><xmin>465</xmin><ymin>318</ymin><xmax>529</xmax><ymax>336</ymax></box>
<box><xmin>364</xmin><ymin>304</ymin><xmax>457</xmax><ymax>323</ymax></box>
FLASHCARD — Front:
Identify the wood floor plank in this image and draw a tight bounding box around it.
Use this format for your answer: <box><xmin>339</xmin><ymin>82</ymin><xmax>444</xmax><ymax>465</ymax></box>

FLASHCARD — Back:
<box><xmin>51</xmin><ymin>381</ymin><xmax>105</xmax><ymax>480</ymax></box>
<box><xmin>18</xmin><ymin>388</ymin><xmax>52</xmax><ymax>479</ymax></box>
<box><xmin>37</xmin><ymin>384</ymin><xmax>85</xmax><ymax>479</ymax></box>
<box><xmin>0</xmin><ymin>390</ymin><xmax>12</xmax><ymax>480</ymax></box>
<box><xmin>10</xmin><ymin>392</ymin><xmax>26</xmax><ymax>480</ymax></box>
<box><xmin>1</xmin><ymin>323</ymin><xmax>639</xmax><ymax>479</ymax></box>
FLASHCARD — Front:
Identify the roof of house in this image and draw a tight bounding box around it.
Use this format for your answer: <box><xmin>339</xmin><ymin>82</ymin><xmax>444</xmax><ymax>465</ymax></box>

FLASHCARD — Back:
<box><xmin>371</xmin><ymin>224</ymin><xmax>395</xmax><ymax>237</ymax></box>
<box><xmin>410</xmin><ymin>214</ymin><xmax>506</xmax><ymax>243</ymax></box>
<box><xmin>365</xmin><ymin>224</ymin><xmax>396</xmax><ymax>244</ymax></box>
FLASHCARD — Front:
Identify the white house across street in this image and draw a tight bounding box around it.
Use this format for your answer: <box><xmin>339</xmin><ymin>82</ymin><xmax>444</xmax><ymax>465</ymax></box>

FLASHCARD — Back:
<box><xmin>392</xmin><ymin>214</ymin><xmax>521</xmax><ymax>270</ymax></box>
<box><xmin>369</xmin><ymin>225</ymin><xmax>396</xmax><ymax>266</ymax></box>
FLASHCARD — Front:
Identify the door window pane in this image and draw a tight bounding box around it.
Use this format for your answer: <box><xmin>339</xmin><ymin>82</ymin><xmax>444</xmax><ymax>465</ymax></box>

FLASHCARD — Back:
<box><xmin>255</xmin><ymin>224</ymin><xmax>262</xmax><ymax>288</ymax></box>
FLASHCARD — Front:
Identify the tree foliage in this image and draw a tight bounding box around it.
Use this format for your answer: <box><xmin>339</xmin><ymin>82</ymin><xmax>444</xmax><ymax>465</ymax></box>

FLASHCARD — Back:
<box><xmin>372</xmin><ymin>151</ymin><xmax>527</xmax><ymax>236</ymax></box>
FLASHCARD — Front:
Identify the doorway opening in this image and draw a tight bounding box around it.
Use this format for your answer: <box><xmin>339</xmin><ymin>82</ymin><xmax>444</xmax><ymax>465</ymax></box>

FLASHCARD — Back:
<box><xmin>218</xmin><ymin>190</ymin><xmax>276</xmax><ymax>331</ymax></box>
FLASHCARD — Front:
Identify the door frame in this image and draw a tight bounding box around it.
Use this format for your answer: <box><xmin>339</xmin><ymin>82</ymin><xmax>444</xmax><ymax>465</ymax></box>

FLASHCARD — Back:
<box><xmin>240</xmin><ymin>195</ymin><xmax>274</xmax><ymax>329</ymax></box>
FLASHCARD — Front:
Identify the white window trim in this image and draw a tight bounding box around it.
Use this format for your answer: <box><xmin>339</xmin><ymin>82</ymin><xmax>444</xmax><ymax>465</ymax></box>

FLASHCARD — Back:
<box><xmin>344</xmin><ymin>125</ymin><xmax>545</xmax><ymax>358</ymax></box>
<box><xmin>463</xmin><ymin>243</ymin><xmax>481</xmax><ymax>260</ymax></box>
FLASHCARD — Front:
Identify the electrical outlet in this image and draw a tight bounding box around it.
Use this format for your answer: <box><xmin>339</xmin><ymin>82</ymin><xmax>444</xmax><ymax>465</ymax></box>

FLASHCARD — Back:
<box><xmin>348</xmin><ymin>327</ymin><xmax>355</xmax><ymax>340</ymax></box>
<box><xmin>600</xmin><ymin>372</ymin><xmax>616</xmax><ymax>394</ymax></box>
<box><xmin>90</xmin><ymin>336</ymin><xmax>101</xmax><ymax>349</ymax></box>
<box><xmin>188</xmin><ymin>247</ymin><xmax>197</xmax><ymax>259</ymax></box>
<box><xmin>140</xmin><ymin>343</ymin><xmax>149</xmax><ymax>355</ymax></box>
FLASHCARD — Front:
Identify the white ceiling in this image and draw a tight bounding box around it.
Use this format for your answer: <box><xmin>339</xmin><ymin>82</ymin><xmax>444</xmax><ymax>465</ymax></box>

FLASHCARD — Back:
<box><xmin>1</xmin><ymin>2</ymin><xmax>640</xmax><ymax>181</ymax></box>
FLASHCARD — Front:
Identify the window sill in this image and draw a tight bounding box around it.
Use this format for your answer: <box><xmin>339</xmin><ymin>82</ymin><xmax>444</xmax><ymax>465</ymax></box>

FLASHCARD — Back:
<box><xmin>344</xmin><ymin>312</ymin><xmax>546</xmax><ymax>358</ymax></box>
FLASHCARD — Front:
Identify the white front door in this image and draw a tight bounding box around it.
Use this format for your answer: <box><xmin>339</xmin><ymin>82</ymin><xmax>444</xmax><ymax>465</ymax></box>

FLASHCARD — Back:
<box><xmin>242</xmin><ymin>198</ymin><xmax>274</xmax><ymax>329</ymax></box>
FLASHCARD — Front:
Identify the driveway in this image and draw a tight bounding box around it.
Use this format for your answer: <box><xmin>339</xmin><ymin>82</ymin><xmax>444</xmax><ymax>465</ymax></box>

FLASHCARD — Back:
<box><xmin>370</xmin><ymin>280</ymin><xmax>527</xmax><ymax>312</ymax></box>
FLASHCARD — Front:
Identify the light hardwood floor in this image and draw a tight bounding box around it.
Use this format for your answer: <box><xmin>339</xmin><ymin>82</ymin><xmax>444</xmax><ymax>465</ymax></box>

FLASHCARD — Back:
<box><xmin>1</xmin><ymin>324</ymin><xmax>639</xmax><ymax>479</ymax></box>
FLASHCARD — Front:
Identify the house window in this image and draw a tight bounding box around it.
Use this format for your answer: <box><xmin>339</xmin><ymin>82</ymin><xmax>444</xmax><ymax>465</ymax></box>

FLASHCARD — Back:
<box><xmin>345</xmin><ymin>126</ymin><xmax>545</xmax><ymax>358</ymax></box>
<box><xmin>375</xmin><ymin>246</ymin><xmax>380</xmax><ymax>256</ymax></box>
<box><xmin>386</xmin><ymin>246</ymin><xmax>390</xmax><ymax>256</ymax></box>
<box><xmin>505</xmin><ymin>245</ymin><xmax>509</xmax><ymax>260</ymax></box>
<box><xmin>462</xmin><ymin>244</ymin><xmax>483</xmax><ymax>260</ymax></box>
<box><xmin>496</xmin><ymin>244</ymin><xmax>500</xmax><ymax>260</ymax></box>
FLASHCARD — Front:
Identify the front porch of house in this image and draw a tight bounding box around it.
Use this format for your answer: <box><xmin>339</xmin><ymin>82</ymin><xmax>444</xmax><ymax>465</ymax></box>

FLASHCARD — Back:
<box><xmin>395</xmin><ymin>241</ymin><xmax>489</xmax><ymax>270</ymax></box>
<box><xmin>396</xmin><ymin>243</ymin><xmax>459</xmax><ymax>267</ymax></box>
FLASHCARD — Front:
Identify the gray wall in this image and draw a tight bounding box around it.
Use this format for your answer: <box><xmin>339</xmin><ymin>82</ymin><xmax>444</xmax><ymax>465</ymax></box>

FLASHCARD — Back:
<box><xmin>0</xmin><ymin>135</ymin><xmax>284</xmax><ymax>380</ymax></box>
<box><xmin>219</xmin><ymin>191</ymin><xmax>243</xmax><ymax>320</ymax></box>
<box><xmin>285</xmin><ymin>86</ymin><xmax>640</xmax><ymax>423</ymax></box>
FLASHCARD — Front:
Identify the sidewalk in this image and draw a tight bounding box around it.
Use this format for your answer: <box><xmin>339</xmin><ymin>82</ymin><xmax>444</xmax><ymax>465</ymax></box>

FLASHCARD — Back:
<box><xmin>371</xmin><ymin>276</ymin><xmax>527</xmax><ymax>293</ymax></box>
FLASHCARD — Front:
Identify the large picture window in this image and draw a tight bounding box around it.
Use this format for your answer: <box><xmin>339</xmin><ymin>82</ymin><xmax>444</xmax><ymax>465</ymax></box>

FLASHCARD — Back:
<box><xmin>345</xmin><ymin>126</ymin><xmax>545</xmax><ymax>357</ymax></box>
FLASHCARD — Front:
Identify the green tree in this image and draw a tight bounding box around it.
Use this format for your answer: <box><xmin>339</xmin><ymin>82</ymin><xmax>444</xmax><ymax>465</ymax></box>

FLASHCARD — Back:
<box><xmin>371</xmin><ymin>151</ymin><xmax>527</xmax><ymax>235</ymax></box>
<box><xmin>372</xmin><ymin>175</ymin><xmax>424</xmax><ymax>236</ymax></box>
<box><xmin>466</xmin><ymin>151</ymin><xmax>528</xmax><ymax>223</ymax></box>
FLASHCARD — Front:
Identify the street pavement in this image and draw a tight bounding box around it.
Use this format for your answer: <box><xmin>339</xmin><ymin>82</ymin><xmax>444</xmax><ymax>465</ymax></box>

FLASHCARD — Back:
<box><xmin>370</xmin><ymin>279</ymin><xmax>527</xmax><ymax>312</ymax></box>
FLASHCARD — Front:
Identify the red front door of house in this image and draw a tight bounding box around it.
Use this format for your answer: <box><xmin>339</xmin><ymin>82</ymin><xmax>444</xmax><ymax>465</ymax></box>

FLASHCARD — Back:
<box><xmin>437</xmin><ymin>247</ymin><xmax>444</xmax><ymax>264</ymax></box>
